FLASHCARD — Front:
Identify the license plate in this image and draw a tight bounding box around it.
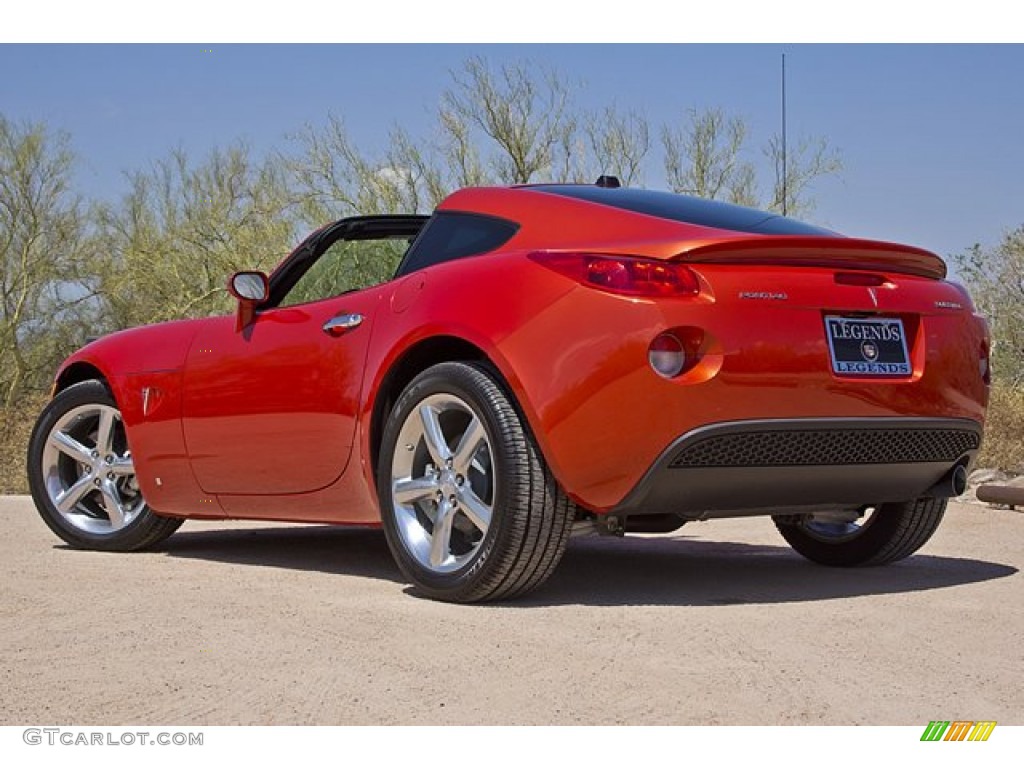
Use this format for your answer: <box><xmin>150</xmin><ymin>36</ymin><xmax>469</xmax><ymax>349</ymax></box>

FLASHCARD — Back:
<box><xmin>824</xmin><ymin>316</ymin><xmax>911</xmax><ymax>376</ymax></box>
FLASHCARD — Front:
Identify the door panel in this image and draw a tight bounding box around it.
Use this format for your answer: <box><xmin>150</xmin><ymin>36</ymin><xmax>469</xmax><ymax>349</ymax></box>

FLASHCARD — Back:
<box><xmin>181</xmin><ymin>290</ymin><xmax>382</xmax><ymax>495</ymax></box>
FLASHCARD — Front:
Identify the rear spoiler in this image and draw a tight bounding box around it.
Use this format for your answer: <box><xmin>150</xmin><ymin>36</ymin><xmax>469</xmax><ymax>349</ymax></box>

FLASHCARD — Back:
<box><xmin>675</xmin><ymin>236</ymin><xmax>947</xmax><ymax>280</ymax></box>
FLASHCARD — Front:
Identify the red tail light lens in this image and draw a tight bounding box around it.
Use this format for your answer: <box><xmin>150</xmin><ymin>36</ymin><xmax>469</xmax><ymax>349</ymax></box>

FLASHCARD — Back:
<box><xmin>529</xmin><ymin>252</ymin><xmax>700</xmax><ymax>297</ymax></box>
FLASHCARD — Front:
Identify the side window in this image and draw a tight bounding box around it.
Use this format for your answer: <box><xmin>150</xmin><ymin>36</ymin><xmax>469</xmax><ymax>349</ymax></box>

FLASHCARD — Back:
<box><xmin>279</xmin><ymin>236</ymin><xmax>409</xmax><ymax>307</ymax></box>
<box><xmin>397</xmin><ymin>212</ymin><xmax>519</xmax><ymax>276</ymax></box>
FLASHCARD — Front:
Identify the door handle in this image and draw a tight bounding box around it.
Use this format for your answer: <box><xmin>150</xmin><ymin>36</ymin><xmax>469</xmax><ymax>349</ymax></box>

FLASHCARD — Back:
<box><xmin>322</xmin><ymin>312</ymin><xmax>364</xmax><ymax>337</ymax></box>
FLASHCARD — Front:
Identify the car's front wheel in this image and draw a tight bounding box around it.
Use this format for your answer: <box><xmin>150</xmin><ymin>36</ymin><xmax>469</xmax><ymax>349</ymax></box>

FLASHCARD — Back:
<box><xmin>772</xmin><ymin>497</ymin><xmax>947</xmax><ymax>567</ymax></box>
<box><xmin>378</xmin><ymin>362</ymin><xmax>574</xmax><ymax>603</ymax></box>
<box><xmin>27</xmin><ymin>380</ymin><xmax>183</xmax><ymax>551</ymax></box>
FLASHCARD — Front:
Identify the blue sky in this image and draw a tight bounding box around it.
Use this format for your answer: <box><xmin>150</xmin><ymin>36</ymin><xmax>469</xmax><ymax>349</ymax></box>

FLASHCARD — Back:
<box><xmin>2</xmin><ymin>43</ymin><xmax>1022</xmax><ymax>264</ymax></box>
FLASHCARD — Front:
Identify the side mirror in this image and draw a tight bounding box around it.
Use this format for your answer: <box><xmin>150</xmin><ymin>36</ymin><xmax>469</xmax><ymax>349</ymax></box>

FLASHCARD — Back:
<box><xmin>228</xmin><ymin>271</ymin><xmax>269</xmax><ymax>302</ymax></box>
<box><xmin>227</xmin><ymin>271</ymin><xmax>269</xmax><ymax>331</ymax></box>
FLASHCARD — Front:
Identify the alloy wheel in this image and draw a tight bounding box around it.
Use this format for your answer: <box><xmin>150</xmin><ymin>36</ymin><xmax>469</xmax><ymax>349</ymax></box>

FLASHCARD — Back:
<box><xmin>389</xmin><ymin>393</ymin><xmax>495</xmax><ymax>574</ymax></box>
<box><xmin>40</xmin><ymin>403</ymin><xmax>145</xmax><ymax>534</ymax></box>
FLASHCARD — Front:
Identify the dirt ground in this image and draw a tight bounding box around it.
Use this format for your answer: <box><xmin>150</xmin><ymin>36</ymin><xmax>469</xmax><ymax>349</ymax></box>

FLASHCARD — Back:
<box><xmin>1</xmin><ymin>495</ymin><xmax>1021</xmax><ymax>725</ymax></box>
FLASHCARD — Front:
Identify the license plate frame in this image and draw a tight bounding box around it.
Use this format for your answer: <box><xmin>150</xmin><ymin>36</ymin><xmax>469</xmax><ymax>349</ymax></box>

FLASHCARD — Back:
<box><xmin>824</xmin><ymin>315</ymin><xmax>912</xmax><ymax>377</ymax></box>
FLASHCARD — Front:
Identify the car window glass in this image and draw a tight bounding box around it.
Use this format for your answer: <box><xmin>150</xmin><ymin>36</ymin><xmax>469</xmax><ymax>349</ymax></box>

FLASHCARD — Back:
<box><xmin>279</xmin><ymin>236</ymin><xmax>410</xmax><ymax>307</ymax></box>
<box><xmin>531</xmin><ymin>185</ymin><xmax>836</xmax><ymax>236</ymax></box>
<box><xmin>397</xmin><ymin>212</ymin><xmax>518</xmax><ymax>276</ymax></box>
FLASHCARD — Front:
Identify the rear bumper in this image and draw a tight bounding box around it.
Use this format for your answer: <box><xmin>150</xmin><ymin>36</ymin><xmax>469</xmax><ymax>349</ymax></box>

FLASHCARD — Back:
<box><xmin>613</xmin><ymin>417</ymin><xmax>982</xmax><ymax>519</ymax></box>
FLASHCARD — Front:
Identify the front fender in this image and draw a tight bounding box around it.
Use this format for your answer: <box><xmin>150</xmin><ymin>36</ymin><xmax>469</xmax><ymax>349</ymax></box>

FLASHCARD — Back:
<box><xmin>53</xmin><ymin>318</ymin><xmax>216</xmax><ymax>516</ymax></box>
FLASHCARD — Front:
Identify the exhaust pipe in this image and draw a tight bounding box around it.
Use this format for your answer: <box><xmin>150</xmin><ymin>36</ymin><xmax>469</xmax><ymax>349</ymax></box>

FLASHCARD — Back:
<box><xmin>926</xmin><ymin>464</ymin><xmax>969</xmax><ymax>499</ymax></box>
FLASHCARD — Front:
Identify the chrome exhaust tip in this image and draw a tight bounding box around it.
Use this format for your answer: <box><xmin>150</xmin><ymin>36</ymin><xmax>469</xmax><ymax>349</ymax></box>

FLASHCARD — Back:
<box><xmin>926</xmin><ymin>464</ymin><xmax>969</xmax><ymax>499</ymax></box>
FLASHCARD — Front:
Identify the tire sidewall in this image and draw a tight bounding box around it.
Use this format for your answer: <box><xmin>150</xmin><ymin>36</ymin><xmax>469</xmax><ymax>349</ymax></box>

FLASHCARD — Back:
<box><xmin>776</xmin><ymin>498</ymin><xmax>947</xmax><ymax>566</ymax></box>
<box><xmin>784</xmin><ymin>510</ymin><xmax>896</xmax><ymax>566</ymax></box>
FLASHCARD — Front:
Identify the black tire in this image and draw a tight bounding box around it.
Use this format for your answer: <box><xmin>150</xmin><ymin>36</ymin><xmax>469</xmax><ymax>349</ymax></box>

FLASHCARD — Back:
<box><xmin>27</xmin><ymin>379</ymin><xmax>183</xmax><ymax>552</ymax></box>
<box><xmin>377</xmin><ymin>361</ymin><xmax>574</xmax><ymax>603</ymax></box>
<box><xmin>773</xmin><ymin>498</ymin><xmax>947</xmax><ymax>567</ymax></box>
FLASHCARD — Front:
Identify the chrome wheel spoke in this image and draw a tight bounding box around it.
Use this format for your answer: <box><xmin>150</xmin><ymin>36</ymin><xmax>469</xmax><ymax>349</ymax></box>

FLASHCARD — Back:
<box><xmin>418</xmin><ymin>404</ymin><xmax>452</xmax><ymax>467</ymax></box>
<box><xmin>109</xmin><ymin>455</ymin><xmax>135</xmax><ymax>477</ymax></box>
<box><xmin>430</xmin><ymin>497</ymin><xmax>456</xmax><ymax>568</ymax></box>
<box><xmin>452</xmin><ymin>416</ymin><xmax>485</xmax><ymax>475</ymax></box>
<box><xmin>50</xmin><ymin>431</ymin><xmax>93</xmax><ymax>465</ymax></box>
<box><xmin>55</xmin><ymin>474</ymin><xmax>95</xmax><ymax>513</ymax></box>
<box><xmin>458</xmin><ymin>487</ymin><xmax>492</xmax><ymax>533</ymax></box>
<box><xmin>393</xmin><ymin>476</ymin><xmax>440</xmax><ymax>505</ymax></box>
<box><xmin>95</xmin><ymin>408</ymin><xmax>116</xmax><ymax>457</ymax></box>
<box><xmin>99</xmin><ymin>478</ymin><xmax>127</xmax><ymax>529</ymax></box>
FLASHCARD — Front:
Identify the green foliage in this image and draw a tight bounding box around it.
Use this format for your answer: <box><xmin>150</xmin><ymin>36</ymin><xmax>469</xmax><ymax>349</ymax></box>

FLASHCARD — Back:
<box><xmin>280</xmin><ymin>238</ymin><xmax>409</xmax><ymax>307</ymax></box>
<box><xmin>662</xmin><ymin>107</ymin><xmax>841</xmax><ymax>216</ymax></box>
<box><xmin>442</xmin><ymin>56</ymin><xmax>580</xmax><ymax>184</ymax></box>
<box><xmin>0</xmin><ymin>117</ymin><xmax>96</xmax><ymax>407</ymax></box>
<box><xmin>663</xmin><ymin>108</ymin><xmax>754</xmax><ymax>203</ymax></box>
<box><xmin>95</xmin><ymin>145</ymin><xmax>297</xmax><ymax>328</ymax></box>
<box><xmin>286</xmin><ymin>58</ymin><xmax>840</xmax><ymax>226</ymax></box>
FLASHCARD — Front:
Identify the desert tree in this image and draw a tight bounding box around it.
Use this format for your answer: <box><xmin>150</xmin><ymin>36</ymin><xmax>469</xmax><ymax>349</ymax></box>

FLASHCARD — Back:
<box><xmin>584</xmin><ymin>107</ymin><xmax>651</xmax><ymax>186</ymax></box>
<box><xmin>765</xmin><ymin>134</ymin><xmax>842</xmax><ymax>217</ymax></box>
<box><xmin>953</xmin><ymin>228</ymin><xmax>1024</xmax><ymax>386</ymax></box>
<box><xmin>663</xmin><ymin>108</ymin><xmax>755</xmax><ymax>203</ymax></box>
<box><xmin>0</xmin><ymin>116</ymin><xmax>96</xmax><ymax>406</ymax></box>
<box><xmin>442</xmin><ymin>56</ymin><xmax>579</xmax><ymax>185</ymax></box>
<box><xmin>96</xmin><ymin>144</ymin><xmax>295</xmax><ymax>329</ymax></box>
<box><xmin>662</xmin><ymin>107</ymin><xmax>840</xmax><ymax>215</ymax></box>
<box><xmin>285</xmin><ymin>115</ymin><xmax>443</xmax><ymax>223</ymax></box>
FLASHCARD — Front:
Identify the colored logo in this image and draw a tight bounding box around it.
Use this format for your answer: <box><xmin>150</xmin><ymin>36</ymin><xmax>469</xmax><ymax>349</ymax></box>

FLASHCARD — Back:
<box><xmin>920</xmin><ymin>721</ymin><xmax>996</xmax><ymax>742</ymax></box>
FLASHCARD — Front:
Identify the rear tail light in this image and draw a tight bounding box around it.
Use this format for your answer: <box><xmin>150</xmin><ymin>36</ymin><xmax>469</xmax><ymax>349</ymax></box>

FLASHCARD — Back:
<box><xmin>528</xmin><ymin>252</ymin><xmax>700</xmax><ymax>297</ymax></box>
<box><xmin>649</xmin><ymin>333</ymin><xmax>686</xmax><ymax>378</ymax></box>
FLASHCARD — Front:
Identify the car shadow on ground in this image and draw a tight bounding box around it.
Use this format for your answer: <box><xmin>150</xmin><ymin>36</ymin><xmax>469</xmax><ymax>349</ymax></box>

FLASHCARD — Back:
<box><xmin>518</xmin><ymin>534</ymin><xmax>1019</xmax><ymax>608</ymax></box>
<box><xmin>153</xmin><ymin>524</ymin><xmax>1017</xmax><ymax>608</ymax></box>
<box><xmin>160</xmin><ymin>525</ymin><xmax>404</xmax><ymax>585</ymax></box>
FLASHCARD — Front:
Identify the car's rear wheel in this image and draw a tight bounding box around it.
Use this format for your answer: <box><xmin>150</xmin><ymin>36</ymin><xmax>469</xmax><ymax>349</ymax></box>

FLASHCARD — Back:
<box><xmin>772</xmin><ymin>497</ymin><xmax>947</xmax><ymax>566</ymax></box>
<box><xmin>378</xmin><ymin>361</ymin><xmax>573</xmax><ymax>603</ymax></box>
<box><xmin>27</xmin><ymin>380</ymin><xmax>182</xmax><ymax>551</ymax></box>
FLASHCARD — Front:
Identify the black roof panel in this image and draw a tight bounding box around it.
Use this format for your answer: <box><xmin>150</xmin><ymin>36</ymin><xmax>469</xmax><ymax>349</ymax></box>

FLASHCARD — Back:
<box><xmin>529</xmin><ymin>185</ymin><xmax>837</xmax><ymax>237</ymax></box>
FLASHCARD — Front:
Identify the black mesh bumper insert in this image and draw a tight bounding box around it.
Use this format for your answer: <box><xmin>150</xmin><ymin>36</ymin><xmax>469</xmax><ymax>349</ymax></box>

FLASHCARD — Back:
<box><xmin>668</xmin><ymin>428</ymin><xmax>981</xmax><ymax>469</ymax></box>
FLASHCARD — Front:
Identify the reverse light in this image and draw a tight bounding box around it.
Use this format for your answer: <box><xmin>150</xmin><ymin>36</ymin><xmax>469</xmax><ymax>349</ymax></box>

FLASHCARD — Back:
<box><xmin>648</xmin><ymin>333</ymin><xmax>686</xmax><ymax>378</ymax></box>
<box><xmin>528</xmin><ymin>252</ymin><xmax>700</xmax><ymax>297</ymax></box>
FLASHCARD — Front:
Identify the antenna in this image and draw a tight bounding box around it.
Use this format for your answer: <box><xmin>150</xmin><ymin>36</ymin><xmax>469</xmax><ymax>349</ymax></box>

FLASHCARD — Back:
<box><xmin>781</xmin><ymin>52</ymin><xmax>788</xmax><ymax>217</ymax></box>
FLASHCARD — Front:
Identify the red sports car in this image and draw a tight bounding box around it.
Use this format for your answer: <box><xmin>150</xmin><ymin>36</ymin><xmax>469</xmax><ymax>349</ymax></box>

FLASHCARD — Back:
<box><xmin>28</xmin><ymin>180</ymin><xmax>990</xmax><ymax>602</ymax></box>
